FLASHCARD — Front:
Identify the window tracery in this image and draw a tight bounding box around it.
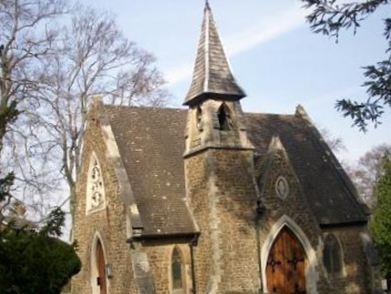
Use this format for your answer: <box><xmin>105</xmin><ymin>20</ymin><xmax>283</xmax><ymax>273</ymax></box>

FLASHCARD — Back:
<box><xmin>86</xmin><ymin>153</ymin><xmax>106</xmax><ymax>214</ymax></box>
<box><xmin>275</xmin><ymin>176</ymin><xmax>289</xmax><ymax>199</ymax></box>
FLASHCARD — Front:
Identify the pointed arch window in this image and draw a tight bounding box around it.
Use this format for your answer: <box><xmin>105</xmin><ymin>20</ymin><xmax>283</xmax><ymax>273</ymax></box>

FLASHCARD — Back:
<box><xmin>171</xmin><ymin>247</ymin><xmax>185</xmax><ymax>292</ymax></box>
<box><xmin>86</xmin><ymin>152</ymin><xmax>106</xmax><ymax>214</ymax></box>
<box><xmin>323</xmin><ymin>234</ymin><xmax>343</xmax><ymax>276</ymax></box>
<box><xmin>217</xmin><ymin>103</ymin><xmax>232</xmax><ymax>131</ymax></box>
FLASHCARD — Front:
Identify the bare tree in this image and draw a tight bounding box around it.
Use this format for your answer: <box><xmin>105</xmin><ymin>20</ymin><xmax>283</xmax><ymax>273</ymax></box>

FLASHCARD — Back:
<box><xmin>319</xmin><ymin>127</ymin><xmax>347</xmax><ymax>155</ymax></box>
<box><xmin>320</xmin><ymin>128</ymin><xmax>391</xmax><ymax>207</ymax></box>
<box><xmin>1</xmin><ymin>2</ymin><xmax>169</xmax><ymax>223</ymax></box>
<box><xmin>30</xmin><ymin>6</ymin><xmax>169</xmax><ymax>217</ymax></box>
<box><xmin>0</xmin><ymin>0</ymin><xmax>66</xmax><ymax>219</ymax></box>
<box><xmin>346</xmin><ymin>144</ymin><xmax>391</xmax><ymax>208</ymax></box>
<box><xmin>0</xmin><ymin>0</ymin><xmax>65</xmax><ymax>150</ymax></box>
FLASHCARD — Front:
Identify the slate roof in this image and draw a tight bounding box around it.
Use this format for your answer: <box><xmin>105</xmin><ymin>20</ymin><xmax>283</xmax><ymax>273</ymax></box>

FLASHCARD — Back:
<box><xmin>184</xmin><ymin>2</ymin><xmax>246</xmax><ymax>106</ymax></box>
<box><xmin>103</xmin><ymin>106</ymin><xmax>367</xmax><ymax>237</ymax></box>
<box><xmin>245</xmin><ymin>113</ymin><xmax>367</xmax><ymax>225</ymax></box>
<box><xmin>104</xmin><ymin>106</ymin><xmax>196</xmax><ymax>237</ymax></box>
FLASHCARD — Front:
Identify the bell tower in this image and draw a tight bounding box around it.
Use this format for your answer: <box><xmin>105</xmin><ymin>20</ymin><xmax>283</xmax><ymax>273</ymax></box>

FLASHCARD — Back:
<box><xmin>184</xmin><ymin>1</ymin><xmax>253</xmax><ymax>156</ymax></box>
<box><xmin>184</xmin><ymin>2</ymin><xmax>260</xmax><ymax>293</ymax></box>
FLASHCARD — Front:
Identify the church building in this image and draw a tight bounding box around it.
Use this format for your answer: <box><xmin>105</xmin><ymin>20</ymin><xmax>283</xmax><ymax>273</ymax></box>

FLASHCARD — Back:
<box><xmin>71</xmin><ymin>2</ymin><xmax>380</xmax><ymax>293</ymax></box>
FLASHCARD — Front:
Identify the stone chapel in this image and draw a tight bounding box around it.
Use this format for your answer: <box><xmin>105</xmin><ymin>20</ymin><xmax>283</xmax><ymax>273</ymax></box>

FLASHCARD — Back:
<box><xmin>71</xmin><ymin>2</ymin><xmax>381</xmax><ymax>293</ymax></box>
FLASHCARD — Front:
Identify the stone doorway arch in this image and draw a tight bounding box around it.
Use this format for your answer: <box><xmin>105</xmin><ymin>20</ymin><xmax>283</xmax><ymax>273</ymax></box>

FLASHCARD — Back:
<box><xmin>261</xmin><ymin>215</ymin><xmax>318</xmax><ymax>293</ymax></box>
<box><xmin>91</xmin><ymin>233</ymin><xmax>108</xmax><ymax>294</ymax></box>
<box><xmin>266</xmin><ymin>226</ymin><xmax>306</xmax><ymax>293</ymax></box>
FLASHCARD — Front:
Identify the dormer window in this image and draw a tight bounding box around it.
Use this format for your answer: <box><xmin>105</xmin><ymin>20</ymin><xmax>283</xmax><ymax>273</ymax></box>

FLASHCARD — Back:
<box><xmin>86</xmin><ymin>152</ymin><xmax>106</xmax><ymax>214</ymax></box>
<box><xmin>217</xmin><ymin>104</ymin><xmax>232</xmax><ymax>131</ymax></box>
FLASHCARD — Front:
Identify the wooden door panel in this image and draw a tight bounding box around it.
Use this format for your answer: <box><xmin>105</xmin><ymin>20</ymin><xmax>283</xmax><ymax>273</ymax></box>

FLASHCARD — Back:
<box><xmin>266</xmin><ymin>227</ymin><xmax>306</xmax><ymax>294</ymax></box>
<box><xmin>96</xmin><ymin>241</ymin><xmax>107</xmax><ymax>294</ymax></box>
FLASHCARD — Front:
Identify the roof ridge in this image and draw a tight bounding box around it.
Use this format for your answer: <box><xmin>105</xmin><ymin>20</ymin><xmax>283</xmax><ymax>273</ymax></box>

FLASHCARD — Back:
<box><xmin>103</xmin><ymin>104</ymin><xmax>185</xmax><ymax>111</ymax></box>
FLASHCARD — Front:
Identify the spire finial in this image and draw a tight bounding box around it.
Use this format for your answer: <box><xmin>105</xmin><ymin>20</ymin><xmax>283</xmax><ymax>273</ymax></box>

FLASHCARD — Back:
<box><xmin>205</xmin><ymin>0</ymin><xmax>210</xmax><ymax>10</ymax></box>
<box><xmin>184</xmin><ymin>0</ymin><xmax>246</xmax><ymax>106</ymax></box>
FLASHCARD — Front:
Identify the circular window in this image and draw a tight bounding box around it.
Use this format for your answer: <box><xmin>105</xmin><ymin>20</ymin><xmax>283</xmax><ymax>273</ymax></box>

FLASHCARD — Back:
<box><xmin>275</xmin><ymin>176</ymin><xmax>289</xmax><ymax>199</ymax></box>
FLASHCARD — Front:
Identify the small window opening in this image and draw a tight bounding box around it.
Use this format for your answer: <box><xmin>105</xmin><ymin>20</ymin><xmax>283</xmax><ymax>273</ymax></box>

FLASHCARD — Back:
<box><xmin>323</xmin><ymin>234</ymin><xmax>343</xmax><ymax>276</ymax></box>
<box><xmin>196</xmin><ymin>106</ymin><xmax>203</xmax><ymax>131</ymax></box>
<box><xmin>172</xmin><ymin>247</ymin><xmax>184</xmax><ymax>290</ymax></box>
<box><xmin>218</xmin><ymin>104</ymin><xmax>231</xmax><ymax>131</ymax></box>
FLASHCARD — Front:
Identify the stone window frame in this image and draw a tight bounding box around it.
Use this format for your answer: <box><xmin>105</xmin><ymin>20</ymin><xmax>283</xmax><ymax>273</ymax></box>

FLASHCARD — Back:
<box><xmin>195</xmin><ymin>106</ymin><xmax>203</xmax><ymax>132</ymax></box>
<box><xmin>85</xmin><ymin>152</ymin><xmax>107</xmax><ymax>215</ymax></box>
<box><xmin>275</xmin><ymin>176</ymin><xmax>289</xmax><ymax>200</ymax></box>
<box><xmin>261</xmin><ymin>215</ymin><xmax>318</xmax><ymax>293</ymax></box>
<box><xmin>217</xmin><ymin>103</ymin><xmax>232</xmax><ymax>131</ymax></box>
<box><xmin>322</xmin><ymin>233</ymin><xmax>346</xmax><ymax>278</ymax></box>
<box><xmin>170</xmin><ymin>246</ymin><xmax>186</xmax><ymax>294</ymax></box>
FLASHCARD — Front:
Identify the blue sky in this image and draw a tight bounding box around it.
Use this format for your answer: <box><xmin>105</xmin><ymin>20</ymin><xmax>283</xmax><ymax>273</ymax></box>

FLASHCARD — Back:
<box><xmin>85</xmin><ymin>0</ymin><xmax>390</xmax><ymax>164</ymax></box>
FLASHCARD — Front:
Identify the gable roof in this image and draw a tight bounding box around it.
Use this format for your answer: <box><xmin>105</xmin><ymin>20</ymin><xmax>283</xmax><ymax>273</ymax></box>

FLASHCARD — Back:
<box><xmin>104</xmin><ymin>106</ymin><xmax>197</xmax><ymax>237</ymax></box>
<box><xmin>103</xmin><ymin>105</ymin><xmax>366</xmax><ymax>237</ymax></box>
<box><xmin>245</xmin><ymin>113</ymin><xmax>367</xmax><ymax>225</ymax></box>
<box><xmin>184</xmin><ymin>2</ymin><xmax>246</xmax><ymax>106</ymax></box>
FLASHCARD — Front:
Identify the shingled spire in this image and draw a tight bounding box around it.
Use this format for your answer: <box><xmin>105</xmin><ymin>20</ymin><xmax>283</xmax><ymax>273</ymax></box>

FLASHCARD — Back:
<box><xmin>184</xmin><ymin>1</ymin><xmax>246</xmax><ymax>106</ymax></box>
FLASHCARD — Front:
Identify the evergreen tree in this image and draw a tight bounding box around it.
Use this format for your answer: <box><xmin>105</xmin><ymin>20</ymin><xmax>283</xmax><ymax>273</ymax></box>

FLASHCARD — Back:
<box><xmin>0</xmin><ymin>208</ymin><xmax>81</xmax><ymax>293</ymax></box>
<box><xmin>371</xmin><ymin>158</ymin><xmax>391</xmax><ymax>278</ymax></box>
<box><xmin>302</xmin><ymin>0</ymin><xmax>390</xmax><ymax>131</ymax></box>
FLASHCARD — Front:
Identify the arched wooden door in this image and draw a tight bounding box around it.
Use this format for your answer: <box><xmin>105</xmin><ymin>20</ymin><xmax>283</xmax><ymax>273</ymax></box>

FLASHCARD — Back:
<box><xmin>266</xmin><ymin>227</ymin><xmax>306</xmax><ymax>293</ymax></box>
<box><xmin>96</xmin><ymin>240</ymin><xmax>107</xmax><ymax>294</ymax></box>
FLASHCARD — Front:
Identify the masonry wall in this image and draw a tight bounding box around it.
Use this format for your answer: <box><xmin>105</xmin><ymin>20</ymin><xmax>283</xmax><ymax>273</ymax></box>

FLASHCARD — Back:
<box><xmin>320</xmin><ymin>226</ymin><xmax>373</xmax><ymax>294</ymax></box>
<box><xmin>71</xmin><ymin>113</ymin><xmax>138</xmax><ymax>294</ymax></box>
<box><xmin>257</xmin><ymin>147</ymin><xmax>328</xmax><ymax>293</ymax></box>
<box><xmin>142</xmin><ymin>242</ymin><xmax>192</xmax><ymax>294</ymax></box>
<box><xmin>185</xmin><ymin>149</ymin><xmax>260</xmax><ymax>293</ymax></box>
<box><xmin>257</xmin><ymin>147</ymin><xmax>375</xmax><ymax>294</ymax></box>
<box><xmin>184</xmin><ymin>153</ymin><xmax>213</xmax><ymax>293</ymax></box>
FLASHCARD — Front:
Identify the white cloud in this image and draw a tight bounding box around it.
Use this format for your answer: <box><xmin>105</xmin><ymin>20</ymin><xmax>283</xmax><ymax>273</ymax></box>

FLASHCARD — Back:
<box><xmin>225</xmin><ymin>8</ymin><xmax>306</xmax><ymax>56</ymax></box>
<box><xmin>165</xmin><ymin>5</ymin><xmax>306</xmax><ymax>85</ymax></box>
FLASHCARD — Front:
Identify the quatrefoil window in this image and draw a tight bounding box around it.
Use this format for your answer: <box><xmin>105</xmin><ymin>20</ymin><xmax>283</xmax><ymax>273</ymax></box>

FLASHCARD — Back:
<box><xmin>86</xmin><ymin>152</ymin><xmax>106</xmax><ymax>214</ymax></box>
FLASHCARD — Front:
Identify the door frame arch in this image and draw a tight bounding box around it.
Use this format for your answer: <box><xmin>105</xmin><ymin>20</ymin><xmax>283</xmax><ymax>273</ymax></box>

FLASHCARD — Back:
<box><xmin>261</xmin><ymin>215</ymin><xmax>318</xmax><ymax>293</ymax></box>
<box><xmin>90</xmin><ymin>231</ymin><xmax>109</xmax><ymax>294</ymax></box>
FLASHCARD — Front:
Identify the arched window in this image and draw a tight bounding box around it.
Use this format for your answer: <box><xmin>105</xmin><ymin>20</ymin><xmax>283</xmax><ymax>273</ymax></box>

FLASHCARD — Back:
<box><xmin>217</xmin><ymin>104</ymin><xmax>232</xmax><ymax>131</ymax></box>
<box><xmin>323</xmin><ymin>234</ymin><xmax>343</xmax><ymax>276</ymax></box>
<box><xmin>86</xmin><ymin>152</ymin><xmax>106</xmax><ymax>214</ymax></box>
<box><xmin>171</xmin><ymin>247</ymin><xmax>184</xmax><ymax>292</ymax></box>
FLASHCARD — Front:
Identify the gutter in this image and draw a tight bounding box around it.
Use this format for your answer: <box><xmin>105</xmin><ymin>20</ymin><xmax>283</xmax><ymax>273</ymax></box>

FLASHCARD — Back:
<box><xmin>127</xmin><ymin>231</ymin><xmax>200</xmax><ymax>243</ymax></box>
